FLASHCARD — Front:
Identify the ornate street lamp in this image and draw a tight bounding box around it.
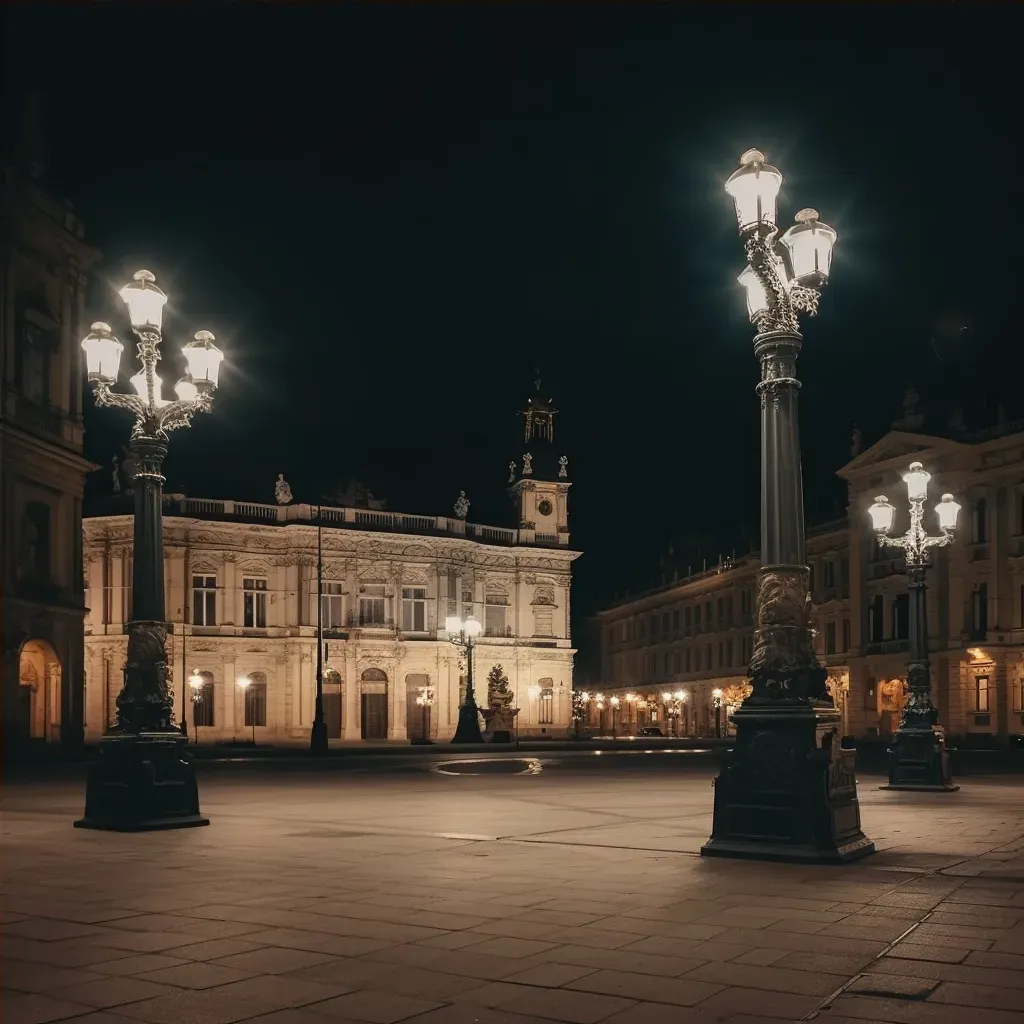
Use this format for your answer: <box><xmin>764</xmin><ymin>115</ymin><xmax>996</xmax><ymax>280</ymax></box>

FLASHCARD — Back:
<box><xmin>702</xmin><ymin>151</ymin><xmax>874</xmax><ymax>863</ymax></box>
<box><xmin>869</xmin><ymin>463</ymin><xmax>961</xmax><ymax>791</ymax></box>
<box><xmin>414</xmin><ymin>686</ymin><xmax>435</xmax><ymax>745</ymax></box>
<box><xmin>188</xmin><ymin>669</ymin><xmax>205</xmax><ymax>745</ymax></box>
<box><xmin>447</xmin><ymin>614</ymin><xmax>483</xmax><ymax>743</ymax></box>
<box><xmin>609</xmin><ymin>695</ymin><xmax>620</xmax><ymax>737</ymax></box>
<box><xmin>76</xmin><ymin>271</ymin><xmax>221</xmax><ymax>831</ymax></box>
<box><xmin>661</xmin><ymin>690</ymin><xmax>687</xmax><ymax>736</ymax></box>
<box><xmin>571</xmin><ymin>689</ymin><xmax>592</xmax><ymax>739</ymax></box>
<box><xmin>237</xmin><ymin>675</ymin><xmax>255</xmax><ymax>746</ymax></box>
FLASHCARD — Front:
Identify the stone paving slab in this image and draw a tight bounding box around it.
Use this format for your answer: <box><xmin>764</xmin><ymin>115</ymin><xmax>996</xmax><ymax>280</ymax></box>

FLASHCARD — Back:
<box><xmin>4</xmin><ymin>765</ymin><xmax>1024</xmax><ymax>1023</ymax></box>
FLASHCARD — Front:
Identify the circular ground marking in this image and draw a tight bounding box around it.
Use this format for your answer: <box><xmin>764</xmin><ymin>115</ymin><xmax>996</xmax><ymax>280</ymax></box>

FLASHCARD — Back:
<box><xmin>430</xmin><ymin>758</ymin><xmax>545</xmax><ymax>776</ymax></box>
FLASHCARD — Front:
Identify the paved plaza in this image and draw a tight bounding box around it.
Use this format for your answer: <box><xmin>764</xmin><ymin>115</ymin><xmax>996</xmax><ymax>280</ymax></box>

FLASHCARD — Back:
<box><xmin>4</xmin><ymin>753</ymin><xmax>1024</xmax><ymax>1024</ymax></box>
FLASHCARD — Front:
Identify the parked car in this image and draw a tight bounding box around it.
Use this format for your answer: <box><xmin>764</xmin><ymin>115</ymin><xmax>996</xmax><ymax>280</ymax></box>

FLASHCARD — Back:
<box><xmin>639</xmin><ymin>726</ymin><xmax>664</xmax><ymax>737</ymax></box>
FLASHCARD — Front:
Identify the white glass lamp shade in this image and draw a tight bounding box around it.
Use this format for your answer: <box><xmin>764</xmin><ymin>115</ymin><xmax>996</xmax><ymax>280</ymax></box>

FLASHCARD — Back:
<box><xmin>236</xmin><ymin>675</ymin><xmax>251</xmax><ymax>690</ymax></box>
<box><xmin>609</xmin><ymin>696</ymin><xmax>620</xmax><ymax>707</ymax></box>
<box><xmin>661</xmin><ymin>691</ymin><xmax>672</xmax><ymax>703</ymax></box>
<box><xmin>625</xmin><ymin>692</ymin><xmax>637</xmax><ymax>703</ymax></box>
<box><xmin>175</xmin><ymin>376</ymin><xmax>198</xmax><ymax>402</ymax></box>
<box><xmin>445</xmin><ymin>614</ymin><xmax>462</xmax><ymax>635</ymax></box>
<box><xmin>725</xmin><ymin>149</ymin><xmax>783</xmax><ymax>231</ymax></box>
<box><xmin>903</xmin><ymin>461</ymin><xmax>931</xmax><ymax>501</ymax></box>
<box><xmin>674</xmin><ymin>690</ymin><xmax>686</xmax><ymax>701</ymax></box>
<box><xmin>463</xmin><ymin>614</ymin><xmax>482</xmax><ymax>637</ymax></box>
<box><xmin>130</xmin><ymin>369</ymin><xmax>165</xmax><ymax>406</ymax></box>
<box><xmin>81</xmin><ymin>322</ymin><xmax>124</xmax><ymax>382</ymax></box>
<box><xmin>188</xmin><ymin>670</ymin><xmax>203</xmax><ymax>693</ymax></box>
<box><xmin>780</xmin><ymin>209</ymin><xmax>838</xmax><ymax>286</ymax></box>
<box><xmin>868</xmin><ymin>495</ymin><xmax>897</xmax><ymax>534</ymax></box>
<box><xmin>119</xmin><ymin>269</ymin><xmax>167</xmax><ymax>331</ymax></box>
<box><xmin>712</xmin><ymin>688</ymin><xmax>723</xmax><ymax>698</ymax></box>
<box><xmin>580</xmin><ymin>691</ymin><xmax>591</xmax><ymax>702</ymax></box>
<box><xmin>182</xmin><ymin>330</ymin><xmax>223</xmax><ymax>388</ymax></box>
<box><xmin>936</xmin><ymin>493</ymin><xmax>961</xmax><ymax>532</ymax></box>
<box><xmin>738</xmin><ymin>265</ymin><xmax>770</xmax><ymax>322</ymax></box>
<box><xmin>594</xmin><ymin>692</ymin><xmax>604</xmax><ymax>703</ymax></box>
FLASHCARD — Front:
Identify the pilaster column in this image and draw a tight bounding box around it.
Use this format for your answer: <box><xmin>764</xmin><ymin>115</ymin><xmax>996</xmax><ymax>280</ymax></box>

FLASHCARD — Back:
<box><xmin>343</xmin><ymin>646</ymin><xmax>359</xmax><ymax>739</ymax></box>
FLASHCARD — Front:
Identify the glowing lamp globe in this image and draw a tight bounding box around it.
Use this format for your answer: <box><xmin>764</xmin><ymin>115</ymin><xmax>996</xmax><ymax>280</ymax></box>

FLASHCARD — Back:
<box><xmin>780</xmin><ymin>209</ymin><xmax>837</xmax><ymax>287</ymax></box>
<box><xmin>445</xmin><ymin>615</ymin><xmax>461</xmax><ymax>634</ymax></box>
<box><xmin>580</xmin><ymin>691</ymin><xmax>591</xmax><ymax>702</ymax></box>
<box><xmin>936</xmin><ymin>493</ymin><xmax>961</xmax><ymax>532</ymax></box>
<box><xmin>738</xmin><ymin>265</ymin><xmax>770</xmax><ymax>322</ymax></box>
<box><xmin>610</xmin><ymin>696</ymin><xmax>620</xmax><ymax>707</ymax></box>
<box><xmin>188</xmin><ymin>669</ymin><xmax>203</xmax><ymax>694</ymax></box>
<box><xmin>725</xmin><ymin>149</ymin><xmax>783</xmax><ymax>232</ymax></box>
<box><xmin>464</xmin><ymin>614</ymin><xmax>482</xmax><ymax>637</ymax></box>
<box><xmin>175</xmin><ymin>377</ymin><xmax>198</xmax><ymax>402</ymax></box>
<box><xmin>119</xmin><ymin>270</ymin><xmax>167</xmax><ymax>332</ymax></box>
<box><xmin>674</xmin><ymin>690</ymin><xmax>686</xmax><ymax>701</ymax></box>
<box><xmin>81</xmin><ymin>322</ymin><xmax>123</xmax><ymax>383</ymax></box>
<box><xmin>661</xmin><ymin>691</ymin><xmax>672</xmax><ymax>703</ymax></box>
<box><xmin>236</xmin><ymin>675</ymin><xmax>251</xmax><ymax>691</ymax></box>
<box><xmin>182</xmin><ymin>330</ymin><xmax>223</xmax><ymax>388</ymax></box>
<box><xmin>130</xmin><ymin>369</ymin><xmax>166</xmax><ymax>406</ymax></box>
<box><xmin>903</xmin><ymin>461</ymin><xmax>931</xmax><ymax>501</ymax></box>
<box><xmin>625</xmin><ymin>692</ymin><xmax>637</xmax><ymax>703</ymax></box>
<box><xmin>868</xmin><ymin>495</ymin><xmax>896</xmax><ymax>535</ymax></box>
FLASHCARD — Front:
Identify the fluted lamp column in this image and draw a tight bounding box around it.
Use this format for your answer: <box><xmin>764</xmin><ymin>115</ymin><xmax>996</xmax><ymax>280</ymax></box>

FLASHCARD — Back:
<box><xmin>75</xmin><ymin>270</ymin><xmax>222</xmax><ymax>832</ymax></box>
<box><xmin>701</xmin><ymin>151</ymin><xmax>874</xmax><ymax>863</ymax></box>
<box><xmin>447</xmin><ymin>614</ymin><xmax>483</xmax><ymax>743</ymax></box>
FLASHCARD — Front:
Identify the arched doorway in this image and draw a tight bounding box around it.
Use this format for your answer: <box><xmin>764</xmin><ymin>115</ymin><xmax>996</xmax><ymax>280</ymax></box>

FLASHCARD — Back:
<box><xmin>323</xmin><ymin>669</ymin><xmax>343</xmax><ymax>739</ymax></box>
<box><xmin>18</xmin><ymin>640</ymin><xmax>61</xmax><ymax>742</ymax></box>
<box><xmin>360</xmin><ymin>668</ymin><xmax>388</xmax><ymax>740</ymax></box>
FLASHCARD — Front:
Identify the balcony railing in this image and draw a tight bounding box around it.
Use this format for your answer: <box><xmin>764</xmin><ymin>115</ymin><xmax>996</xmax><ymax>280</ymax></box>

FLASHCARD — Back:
<box><xmin>161</xmin><ymin>497</ymin><xmax>526</xmax><ymax>547</ymax></box>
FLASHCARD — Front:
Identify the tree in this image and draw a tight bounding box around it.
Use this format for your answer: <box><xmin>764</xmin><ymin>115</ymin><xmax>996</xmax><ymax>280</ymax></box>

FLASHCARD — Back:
<box><xmin>487</xmin><ymin>664</ymin><xmax>514</xmax><ymax>710</ymax></box>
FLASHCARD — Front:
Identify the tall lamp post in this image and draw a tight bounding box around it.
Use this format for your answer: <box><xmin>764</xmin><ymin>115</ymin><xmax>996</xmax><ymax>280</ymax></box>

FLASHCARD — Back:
<box><xmin>188</xmin><ymin>669</ymin><xmax>204</xmax><ymax>745</ymax></box>
<box><xmin>310</xmin><ymin>504</ymin><xmax>328</xmax><ymax>755</ymax></box>
<box><xmin>447</xmin><ymin>614</ymin><xmax>483</xmax><ymax>743</ymax></box>
<box><xmin>237</xmin><ymin>676</ymin><xmax>256</xmax><ymax>746</ymax></box>
<box><xmin>869</xmin><ymin>465</ymin><xmax>961</xmax><ymax>791</ymax></box>
<box><xmin>702</xmin><ymin>151</ymin><xmax>874</xmax><ymax>863</ymax></box>
<box><xmin>75</xmin><ymin>270</ymin><xmax>222</xmax><ymax>831</ymax></box>
<box><xmin>414</xmin><ymin>685</ymin><xmax>435</xmax><ymax>745</ymax></box>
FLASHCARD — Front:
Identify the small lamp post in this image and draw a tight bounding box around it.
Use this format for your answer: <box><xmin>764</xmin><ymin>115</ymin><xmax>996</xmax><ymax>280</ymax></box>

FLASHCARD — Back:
<box><xmin>703</xmin><ymin>151</ymin><xmax>873</xmax><ymax>863</ymax></box>
<box><xmin>869</xmin><ymin>463</ymin><xmax>961</xmax><ymax>791</ymax></box>
<box><xmin>447</xmin><ymin>614</ymin><xmax>483</xmax><ymax>743</ymax></box>
<box><xmin>75</xmin><ymin>270</ymin><xmax>221</xmax><ymax>832</ymax></box>
<box><xmin>609</xmin><ymin>695</ymin><xmax>620</xmax><ymax>737</ymax></box>
<box><xmin>572</xmin><ymin>690</ymin><xmax>592</xmax><ymax>739</ymax></box>
<box><xmin>188</xmin><ymin>670</ymin><xmax>204</xmax><ymax>745</ymax></box>
<box><xmin>236</xmin><ymin>676</ymin><xmax>255</xmax><ymax>746</ymax></box>
<box><xmin>712</xmin><ymin>688</ymin><xmax>724</xmax><ymax>738</ymax></box>
<box><xmin>414</xmin><ymin>686</ymin><xmax>435</xmax><ymax>745</ymax></box>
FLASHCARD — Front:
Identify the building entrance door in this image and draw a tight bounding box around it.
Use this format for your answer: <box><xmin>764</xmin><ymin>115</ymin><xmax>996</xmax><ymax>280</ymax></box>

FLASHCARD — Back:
<box><xmin>323</xmin><ymin>693</ymin><xmax>342</xmax><ymax>739</ymax></box>
<box><xmin>361</xmin><ymin>693</ymin><xmax>387</xmax><ymax>739</ymax></box>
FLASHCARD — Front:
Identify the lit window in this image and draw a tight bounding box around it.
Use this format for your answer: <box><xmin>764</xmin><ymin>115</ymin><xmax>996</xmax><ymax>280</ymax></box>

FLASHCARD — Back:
<box><xmin>485</xmin><ymin>589</ymin><xmax>508</xmax><ymax>637</ymax></box>
<box><xmin>401</xmin><ymin>587</ymin><xmax>427</xmax><ymax>632</ymax></box>
<box><xmin>539</xmin><ymin>679</ymin><xmax>554</xmax><ymax>724</ymax></box>
<box><xmin>322</xmin><ymin>582</ymin><xmax>344</xmax><ymax>629</ymax></box>
<box><xmin>193</xmin><ymin>673</ymin><xmax>215</xmax><ymax>727</ymax></box>
<box><xmin>975</xmin><ymin>675</ymin><xmax>990</xmax><ymax>713</ymax></box>
<box><xmin>243</xmin><ymin>578</ymin><xmax>267</xmax><ymax>628</ymax></box>
<box><xmin>359</xmin><ymin>584</ymin><xmax>386</xmax><ymax>626</ymax></box>
<box><xmin>192</xmin><ymin>575</ymin><xmax>217</xmax><ymax>626</ymax></box>
<box><xmin>243</xmin><ymin>672</ymin><xmax>268</xmax><ymax>727</ymax></box>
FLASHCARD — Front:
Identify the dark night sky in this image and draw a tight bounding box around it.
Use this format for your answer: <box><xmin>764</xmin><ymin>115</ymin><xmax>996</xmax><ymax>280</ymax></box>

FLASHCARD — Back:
<box><xmin>5</xmin><ymin>4</ymin><xmax>1022</xmax><ymax>618</ymax></box>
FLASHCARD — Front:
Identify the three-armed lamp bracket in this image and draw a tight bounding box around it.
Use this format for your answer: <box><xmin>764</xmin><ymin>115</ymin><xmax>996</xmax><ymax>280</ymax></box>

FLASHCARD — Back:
<box><xmin>868</xmin><ymin>462</ymin><xmax>961</xmax><ymax>568</ymax></box>
<box><xmin>726</xmin><ymin>149</ymin><xmax>838</xmax><ymax>338</ymax></box>
<box><xmin>81</xmin><ymin>270</ymin><xmax>223</xmax><ymax>441</ymax></box>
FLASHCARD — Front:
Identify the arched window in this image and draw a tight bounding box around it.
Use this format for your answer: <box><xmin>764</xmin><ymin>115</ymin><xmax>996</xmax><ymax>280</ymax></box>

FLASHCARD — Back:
<box><xmin>243</xmin><ymin>671</ymin><xmax>268</xmax><ymax>727</ymax></box>
<box><xmin>194</xmin><ymin>671</ymin><xmax>215</xmax><ymax>727</ymax></box>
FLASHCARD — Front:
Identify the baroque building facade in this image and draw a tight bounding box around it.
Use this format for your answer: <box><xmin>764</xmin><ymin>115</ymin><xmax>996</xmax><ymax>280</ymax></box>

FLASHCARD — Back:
<box><xmin>597</xmin><ymin>424</ymin><xmax>1024</xmax><ymax>745</ymax></box>
<box><xmin>82</xmin><ymin>388</ymin><xmax>577</xmax><ymax>744</ymax></box>
<box><xmin>2</xmin><ymin>100</ymin><xmax>99</xmax><ymax>747</ymax></box>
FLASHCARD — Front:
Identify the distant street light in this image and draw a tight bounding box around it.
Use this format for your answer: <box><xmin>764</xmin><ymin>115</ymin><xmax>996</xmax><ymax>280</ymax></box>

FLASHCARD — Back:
<box><xmin>76</xmin><ymin>270</ymin><xmax>221</xmax><ymax>833</ymax></box>
<box><xmin>703</xmin><ymin>151</ymin><xmax>874</xmax><ymax>863</ymax></box>
<box><xmin>237</xmin><ymin>676</ymin><xmax>255</xmax><ymax>746</ymax></box>
<box><xmin>869</xmin><ymin>463</ymin><xmax>961</xmax><ymax>791</ymax></box>
<box><xmin>447</xmin><ymin>614</ymin><xmax>483</xmax><ymax>743</ymax></box>
<box><xmin>414</xmin><ymin>686</ymin><xmax>435</xmax><ymax>745</ymax></box>
<box><xmin>188</xmin><ymin>669</ymin><xmax>205</xmax><ymax>745</ymax></box>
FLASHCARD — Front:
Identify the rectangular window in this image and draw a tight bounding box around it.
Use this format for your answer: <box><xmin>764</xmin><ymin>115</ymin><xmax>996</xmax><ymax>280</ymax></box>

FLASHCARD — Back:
<box><xmin>842</xmin><ymin>618</ymin><xmax>851</xmax><ymax>653</ymax></box>
<box><xmin>684</xmin><ymin>607</ymin><xmax>692</xmax><ymax>636</ymax></box>
<box><xmin>322</xmin><ymin>582</ymin><xmax>344</xmax><ymax>629</ymax></box>
<box><xmin>672</xmin><ymin>609</ymin><xmax>679</xmax><ymax>633</ymax></box>
<box><xmin>824</xmin><ymin>561</ymin><xmax>836</xmax><ymax>588</ymax></box>
<box><xmin>893</xmin><ymin>594</ymin><xmax>909</xmax><ymax>641</ymax></box>
<box><xmin>840</xmin><ymin>557</ymin><xmax>850</xmax><ymax>586</ymax></box>
<box><xmin>728</xmin><ymin>638</ymin><xmax>735</xmax><ymax>666</ymax></box>
<box><xmin>539</xmin><ymin>687</ymin><xmax>554</xmax><ymax>724</ymax></box>
<box><xmin>359</xmin><ymin>584</ymin><xmax>386</xmax><ymax>626</ymax></box>
<box><xmin>694</xmin><ymin>606</ymin><xmax>701</xmax><ymax>633</ymax></box>
<box><xmin>869</xmin><ymin>595</ymin><xmax>884</xmax><ymax>643</ymax></box>
<box><xmin>534</xmin><ymin>605</ymin><xmax>554</xmax><ymax>636</ymax></box>
<box><xmin>706</xmin><ymin>602</ymin><xmax>713</xmax><ymax>630</ymax></box>
<box><xmin>485</xmin><ymin>596</ymin><xmax>508</xmax><ymax>637</ymax></box>
<box><xmin>244</xmin><ymin>681</ymin><xmax>268</xmax><ymax>727</ymax></box>
<box><xmin>192</xmin><ymin>575</ymin><xmax>217</xmax><ymax>626</ymax></box>
<box><xmin>706</xmin><ymin>643</ymin><xmax>713</xmax><ymax>669</ymax></box>
<box><xmin>825</xmin><ymin>621</ymin><xmax>836</xmax><ymax>655</ymax></box>
<box><xmin>718</xmin><ymin>640</ymin><xmax>724</xmax><ymax>666</ymax></box>
<box><xmin>973</xmin><ymin>499</ymin><xmax>988</xmax><ymax>544</ymax></box>
<box><xmin>662</xmin><ymin>612</ymin><xmax>669</xmax><ymax>634</ymax></box>
<box><xmin>401</xmin><ymin>587</ymin><xmax>427</xmax><ymax>631</ymax></box>
<box><xmin>975</xmin><ymin>675</ymin><xmax>990</xmax><ymax>713</ymax></box>
<box><xmin>243</xmin><ymin>578</ymin><xmax>268</xmax><ymax>628</ymax></box>
<box><xmin>694</xmin><ymin>647</ymin><xmax>701</xmax><ymax>672</ymax></box>
<box><xmin>673</xmin><ymin>651</ymin><xmax>681</xmax><ymax>673</ymax></box>
<box><xmin>973</xmin><ymin>583</ymin><xmax>988</xmax><ymax>636</ymax></box>
<box><xmin>663</xmin><ymin>652</ymin><xmax>670</xmax><ymax>673</ymax></box>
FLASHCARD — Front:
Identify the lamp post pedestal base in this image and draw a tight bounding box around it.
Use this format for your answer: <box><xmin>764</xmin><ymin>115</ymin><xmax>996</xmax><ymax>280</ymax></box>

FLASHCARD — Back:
<box><xmin>310</xmin><ymin>720</ymin><xmax>329</xmax><ymax>757</ymax></box>
<box><xmin>74</xmin><ymin>732</ymin><xmax>209</xmax><ymax>832</ymax></box>
<box><xmin>701</xmin><ymin>702</ymin><xmax>875</xmax><ymax>864</ymax></box>
<box><xmin>451</xmin><ymin>702</ymin><xmax>483</xmax><ymax>744</ymax></box>
<box><xmin>881</xmin><ymin>727</ymin><xmax>959</xmax><ymax>792</ymax></box>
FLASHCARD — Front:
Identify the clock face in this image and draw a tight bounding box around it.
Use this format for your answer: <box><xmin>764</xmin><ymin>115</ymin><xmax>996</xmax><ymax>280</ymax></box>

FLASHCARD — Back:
<box><xmin>537</xmin><ymin>499</ymin><xmax>553</xmax><ymax>517</ymax></box>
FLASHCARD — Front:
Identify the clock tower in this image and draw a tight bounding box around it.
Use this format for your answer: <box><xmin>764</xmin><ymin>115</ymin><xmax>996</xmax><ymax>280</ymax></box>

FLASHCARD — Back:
<box><xmin>508</xmin><ymin>373</ymin><xmax>570</xmax><ymax>545</ymax></box>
